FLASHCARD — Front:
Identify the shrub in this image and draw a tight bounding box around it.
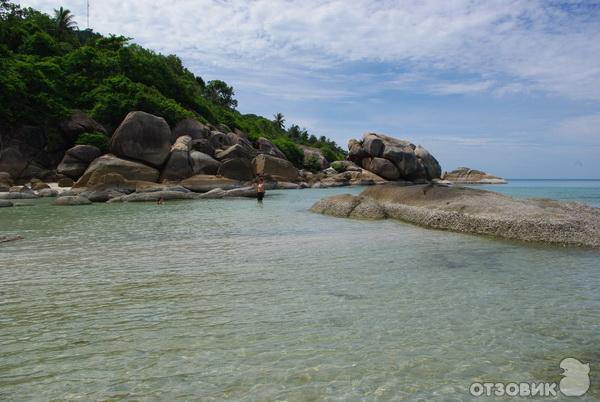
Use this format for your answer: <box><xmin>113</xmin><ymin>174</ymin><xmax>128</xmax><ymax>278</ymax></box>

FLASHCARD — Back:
<box><xmin>75</xmin><ymin>132</ymin><xmax>109</xmax><ymax>152</ymax></box>
<box><xmin>272</xmin><ymin>137</ymin><xmax>304</xmax><ymax>167</ymax></box>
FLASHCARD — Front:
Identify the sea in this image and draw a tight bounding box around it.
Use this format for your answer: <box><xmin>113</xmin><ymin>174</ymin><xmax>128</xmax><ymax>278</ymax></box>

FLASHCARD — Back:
<box><xmin>1</xmin><ymin>180</ymin><xmax>599</xmax><ymax>400</ymax></box>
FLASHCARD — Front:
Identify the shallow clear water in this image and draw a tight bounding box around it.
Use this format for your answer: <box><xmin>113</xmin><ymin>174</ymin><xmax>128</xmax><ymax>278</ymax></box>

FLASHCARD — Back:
<box><xmin>1</xmin><ymin>182</ymin><xmax>599</xmax><ymax>401</ymax></box>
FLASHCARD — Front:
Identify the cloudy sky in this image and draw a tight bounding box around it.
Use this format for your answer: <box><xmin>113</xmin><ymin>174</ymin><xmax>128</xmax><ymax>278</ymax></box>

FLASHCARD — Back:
<box><xmin>19</xmin><ymin>0</ymin><xmax>600</xmax><ymax>178</ymax></box>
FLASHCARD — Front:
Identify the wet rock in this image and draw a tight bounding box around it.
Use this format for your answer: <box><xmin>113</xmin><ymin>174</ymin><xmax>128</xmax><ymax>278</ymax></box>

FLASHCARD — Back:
<box><xmin>180</xmin><ymin>175</ymin><xmax>244</xmax><ymax>193</ymax></box>
<box><xmin>108</xmin><ymin>190</ymin><xmax>198</xmax><ymax>203</ymax></box>
<box><xmin>0</xmin><ymin>200</ymin><xmax>14</xmax><ymax>207</ymax></box>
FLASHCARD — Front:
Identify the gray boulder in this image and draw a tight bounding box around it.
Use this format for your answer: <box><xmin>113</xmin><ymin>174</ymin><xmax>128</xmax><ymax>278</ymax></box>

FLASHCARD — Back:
<box><xmin>252</xmin><ymin>154</ymin><xmax>299</xmax><ymax>182</ymax></box>
<box><xmin>256</xmin><ymin>137</ymin><xmax>287</xmax><ymax>159</ymax></box>
<box><xmin>172</xmin><ymin>118</ymin><xmax>211</xmax><ymax>142</ymax></box>
<box><xmin>362</xmin><ymin>157</ymin><xmax>400</xmax><ymax>180</ymax></box>
<box><xmin>215</xmin><ymin>144</ymin><xmax>256</xmax><ymax>161</ymax></box>
<box><xmin>38</xmin><ymin>188</ymin><xmax>59</xmax><ymax>197</ymax></box>
<box><xmin>209</xmin><ymin>131</ymin><xmax>234</xmax><ymax>150</ymax></box>
<box><xmin>415</xmin><ymin>145</ymin><xmax>442</xmax><ymax>180</ymax></box>
<box><xmin>190</xmin><ymin>139</ymin><xmax>215</xmax><ymax>156</ymax></box>
<box><xmin>53</xmin><ymin>195</ymin><xmax>92</xmax><ymax>206</ymax></box>
<box><xmin>75</xmin><ymin>154</ymin><xmax>160</xmax><ymax>187</ymax></box>
<box><xmin>190</xmin><ymin>151</ymin><xmax>221</xmax><ymax>175</ymax></box>
<box><xmin>110</xmin><ymin>111</ymin><xmax>172</xmax><ymax>167</ymax></box>
<box><xmin>67</xmin><ymin>145</ymin><xmax>102</xmax><ymax>163</ymax></box>
<box><xmin>57</xmin><ymin>154</ymin><xmax>88</xmax><ymax>179</ymax></box>
<box><xmin>218</xmin><ymin>158</ymin><xmax>254</xmax><ymax>181</ymax></box>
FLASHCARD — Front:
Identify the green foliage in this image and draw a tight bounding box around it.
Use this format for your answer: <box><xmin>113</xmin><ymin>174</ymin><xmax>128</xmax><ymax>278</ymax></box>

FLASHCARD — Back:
<box><xmin>330</xmin><ymin>160</ymin><xmax>344</xmax><ymax>172</ymax></box>
<box><xmin>75</xmin><ymin>131</ymin><xmax>109</xmax><ymax>152</ymax></box>
<box><xmin>0</xmin><ymin>0</ymin><xmax>344</xmax><ymax>161</ymax></box>
<box><xmin>272</xmin><ymin>137</ymin><xmax>304</xmax><ymax>167</ymax></box>
<box><xmin>304</xmin><ymin>154</ymin><xmax>323</xmax><ymax>172</ymax></box>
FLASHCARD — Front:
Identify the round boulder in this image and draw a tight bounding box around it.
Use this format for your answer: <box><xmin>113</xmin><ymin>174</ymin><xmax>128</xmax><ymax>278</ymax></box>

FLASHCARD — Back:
<box><xmin>110</xmin><ymin>111</ymin><xmax>172</xmax><ymax>167</ymax></box>
<box><xmin>190</xmin><ymin>151</ymin><xmax>221</xmax><ymax>175</ymax></box>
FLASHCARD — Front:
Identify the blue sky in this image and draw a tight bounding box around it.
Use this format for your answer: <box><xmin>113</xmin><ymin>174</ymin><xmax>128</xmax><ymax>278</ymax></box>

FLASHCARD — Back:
<box><xmin>19</xmin><ymin>0</ymin><xmax>600</xmax><ymax>178</ymax></box>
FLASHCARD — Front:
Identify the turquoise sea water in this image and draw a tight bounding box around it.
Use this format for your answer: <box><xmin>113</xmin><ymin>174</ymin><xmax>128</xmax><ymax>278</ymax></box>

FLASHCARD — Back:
<box><xmin>1</xmin><ymin>181</ymin><xmax>599</xmax><ymax>401</ymax></box>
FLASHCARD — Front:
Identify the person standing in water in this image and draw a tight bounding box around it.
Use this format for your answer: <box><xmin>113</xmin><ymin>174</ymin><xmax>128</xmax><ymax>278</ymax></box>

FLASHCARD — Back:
<box><xmin>255</xmin><ymin>176</ymin><xmax>265</xmax><ymax>202</ymax></box>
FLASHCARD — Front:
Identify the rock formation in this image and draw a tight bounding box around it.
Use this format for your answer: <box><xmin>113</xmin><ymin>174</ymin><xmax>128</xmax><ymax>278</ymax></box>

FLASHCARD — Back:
<box><xmin>311</xmin><ymin>184</ymin><xmax>600</xmax><ymax>248</ymax></box>
<box><xmin>442</xmin><ymin>167</ymin><xmax>507</xmax><ymax>184</ymax></box>
<box><xmin>347</xmin><ymin>133</ymin><xmax>442</xmax><ymax>180</ymax></box>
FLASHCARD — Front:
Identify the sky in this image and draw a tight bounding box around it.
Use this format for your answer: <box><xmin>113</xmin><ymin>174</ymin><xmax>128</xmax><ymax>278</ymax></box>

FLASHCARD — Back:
<box><xmin>18</xmin><ymin>0</ymin><xmax>600</xmax><ymax>178</ymax></box>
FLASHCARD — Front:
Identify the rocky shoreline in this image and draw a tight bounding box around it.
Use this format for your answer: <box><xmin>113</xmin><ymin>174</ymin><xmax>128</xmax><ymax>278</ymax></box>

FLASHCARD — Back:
<box><xmin>311</xmin><ymin>184</ymin><xmax>600</xmax><ymax>248</ymax></box>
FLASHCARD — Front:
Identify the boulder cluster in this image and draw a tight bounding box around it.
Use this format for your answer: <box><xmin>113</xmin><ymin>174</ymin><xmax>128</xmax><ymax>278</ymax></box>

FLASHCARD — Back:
<box><xmin>1</xmin><ymin>111</ymin><xmax>451</xmax><ymax>207</ymax></box>
<box><xmin>347</xmin><ymin>133</ymin><xmax>442</xmax><ymax>181</ymax></box>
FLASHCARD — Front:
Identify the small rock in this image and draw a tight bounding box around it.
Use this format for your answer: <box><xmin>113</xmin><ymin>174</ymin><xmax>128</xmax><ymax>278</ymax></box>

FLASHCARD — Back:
<box><xmin>53</xmin><ymin>196</ymin><xmax>92</xmax><ymax>206</ymax></box>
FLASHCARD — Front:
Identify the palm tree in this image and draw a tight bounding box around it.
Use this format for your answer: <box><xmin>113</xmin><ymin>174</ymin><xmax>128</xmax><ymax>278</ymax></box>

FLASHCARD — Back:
<box><xmin>54</xmin><ymin>7</ymin><xmax>77</xmax><ymax>40</ymax></box>
<box><xmin>273</xmin><ymin>113</ymin><xmax>285</xmax><ymax>130</ymax></box>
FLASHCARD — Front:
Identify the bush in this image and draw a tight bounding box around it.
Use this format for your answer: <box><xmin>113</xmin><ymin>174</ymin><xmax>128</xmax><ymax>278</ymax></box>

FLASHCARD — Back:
<box><xmin>272</xmin><ymin>137</ymin><xmax>304</xmax><ymax>168</ymax></box>
<box><xmin>75</xmin><ymin>132</ymin><xmax>109</xmax><ymax>152</ymax></box>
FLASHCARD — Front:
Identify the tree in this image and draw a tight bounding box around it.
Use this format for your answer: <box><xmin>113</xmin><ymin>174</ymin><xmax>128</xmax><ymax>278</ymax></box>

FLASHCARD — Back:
<box><xmin>53</xmin><ymin>7</ymin><xmax>77</xmax><ymax>41</ymax></box>
<box><xmin>205</xmin><ymin>80</ymin><xmax>237</xmax><ymax>109</ymax></box>
<box><xmin>273</xmin><ymin>112</ymin><xmax>285</xmax><ymax>129</ymax></box>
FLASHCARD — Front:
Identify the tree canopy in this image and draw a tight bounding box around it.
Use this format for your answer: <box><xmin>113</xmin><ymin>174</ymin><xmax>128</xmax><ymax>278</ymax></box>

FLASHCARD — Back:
<box><xmin>0</xmin><ymin>1</ymin><xmax>346</xmax><ymax>162</ymax></box>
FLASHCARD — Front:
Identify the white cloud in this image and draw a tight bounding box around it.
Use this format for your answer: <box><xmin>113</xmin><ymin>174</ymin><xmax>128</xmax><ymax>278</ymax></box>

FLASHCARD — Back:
<box><xmin>17</xmin><ymin>0</ymin><xmax>600</xmax><ymax>100</ymax></box>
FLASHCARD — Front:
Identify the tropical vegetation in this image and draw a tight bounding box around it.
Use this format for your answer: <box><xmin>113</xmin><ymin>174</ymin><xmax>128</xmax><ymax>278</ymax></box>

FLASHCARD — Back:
<box><xmin>0</xmin><ymin>1</ymin><xmax>346</xmax><ymax>166</ymax></box>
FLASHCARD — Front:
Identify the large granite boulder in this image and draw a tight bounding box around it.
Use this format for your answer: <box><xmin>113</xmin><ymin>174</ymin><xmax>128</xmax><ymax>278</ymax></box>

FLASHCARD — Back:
<box><xmin>257</xmin><ymin>137</ymin><xmax>287</xmax><ymax>160</ymax></box>
<box><xmin>190</xmin><ymin>139</ymin><xmax>215</xmax><ymax>156</ymax></box>
<box><xmin>299</xmin><ymin>145</ymin><xmax>329</xmax><ymax>170</ymax></box>
<box><xmin>59</xmin><ymin>110</ymin><xmax>107</xmax><ymax>142</ymax></box>
<box><xmin>190</xmin><ymin>151</ymin><xmax>221</xmax><ymax>175</ymax></box>
<box><xmin>346</xmin><ymin>133</ymin><xmax>442</xmax><ymax>180</ymax></box>
<box><xmin>172</xmin><ymin>118</ymin><xmax>211</xmax><ymax>142</ymax></box>
<box><xmin>180</xmin><ymin>175</ymin><xmax>244</xmax><ymax>193</ymax></box>
<box><xmin>442</xmin><ymin>167</ymin><xmax>507</xmax><ymax>184</ymax></box>
<box><xmin>74</xmin><ymin>154</ymin><xmax>160</xmax><ymax>188</ymax></box>
<box><xmin>208</xmin><ymin>131</ymin><xmax>234</xmax><ymax>150</ymax></box>
<box><xmin>215</xmin><ymin>144</ymin><xmax>256</xmax><ymax>161</ymax></box>
<box><xmin>218</xmin><ymin>158</ymin><xmax>254</xmax><ymax>181</ymax></box>
<box><xmin>161</xmin><ymin>136</ymin><xmax>193</xmax><ymax>182</ymax></box>
<box><xmin>57</xmin><ymin>145</ymin><xmax>102</xmax><ymax>179</ymax></box>
<box><xmin>110</xmin><ymin>111</ymin><xmax>172</xmax><ymax>167</ymax></box>
<box><xmin>252</xmin><ymin>154</ymin><xmax>299</xmax><ymax>182</ymax></box>
<box><xmin>361</xmin><ymin>157</ymin><xmax>400</xmax><ymax>180</ymax></box>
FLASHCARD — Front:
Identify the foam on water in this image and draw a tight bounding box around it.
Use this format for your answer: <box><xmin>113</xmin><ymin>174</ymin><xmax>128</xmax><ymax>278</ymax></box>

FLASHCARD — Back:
<box><xmin>1</xmin><ymin>182</ymin><xmax>599</xmax><ymax>400</ymax></box>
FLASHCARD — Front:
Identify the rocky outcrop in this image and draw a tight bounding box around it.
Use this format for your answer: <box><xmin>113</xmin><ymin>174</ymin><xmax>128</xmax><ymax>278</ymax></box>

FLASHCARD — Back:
<box><xmin>252</xmin><ymin>154</ymin><xmax>299</xmax><ymax>182</ymax></box>
<box><xmin>0</xmin><ymin>147</ymin><xmax>28</xmax><ymax>179</ymax></box>
<box><xmin>215</xmin><ymin>144</ymin><xmax>256</xmax><ymax>161</ymax></box>
<box><xmin>110</xmin><ymin>111</ymin><xmax>172</xmax><ymax>167</ymax></box>
<box><xmin>346</xmin><ymin>133</ymin><xmax>442</xmax><ymax>181</ymax></box>
<box><xmin>74</xmin><ymin>154</ymin><xmax>160</xmax><ymax>187</ymax></box>
<box><xmin>180</xmin><ymin>175</ymin><xmax>244</xmax><ymax>193</ymax></box>
<box><xmin>299</xmin><ymin>145</ymin><xmax>329</xmax><ymax>170</ymax></box>
<box><xmin>443</xmin><ymin>167</ymin><xmax>507</xmax><ymax>184</ymax></box>
<box><xmin>190</xmin><ymin>139</ymin><xmax>215</xmax><ymax>156</ymax></box>
<box><xmin>311</xmin><ymin>184</ymin><xmax>600</xmax><ymax>248</ymax></box>
<box><xmin>57</xmin><ymin>145</ymin><xmax>102</xmax><ymax>179</ymax></box>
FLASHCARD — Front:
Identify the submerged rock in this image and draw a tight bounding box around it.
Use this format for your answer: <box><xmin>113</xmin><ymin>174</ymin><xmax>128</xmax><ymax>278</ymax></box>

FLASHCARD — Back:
<box><xmin>108</xmin><ymin>190</ymin><xmax>198</xmax><ymax>203</ymax></box>
<box><xmin>0</xmin><ymin>235</ymin><xmax>24</xmax><ymax>243</ymax></box>
<box><xmin>53</xmin><ymin>195</ymin><xmax>92</xmax><ymax>206</ymax></box>
<box><xmin>311</xmin><ymin>184</ymin><xmax>600</xmax><ymax>248</ymax></box>
<box><xmin>0</xmin><ymin>200</ymin><xmax>14</xmax><ymax>207</ymax></box>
